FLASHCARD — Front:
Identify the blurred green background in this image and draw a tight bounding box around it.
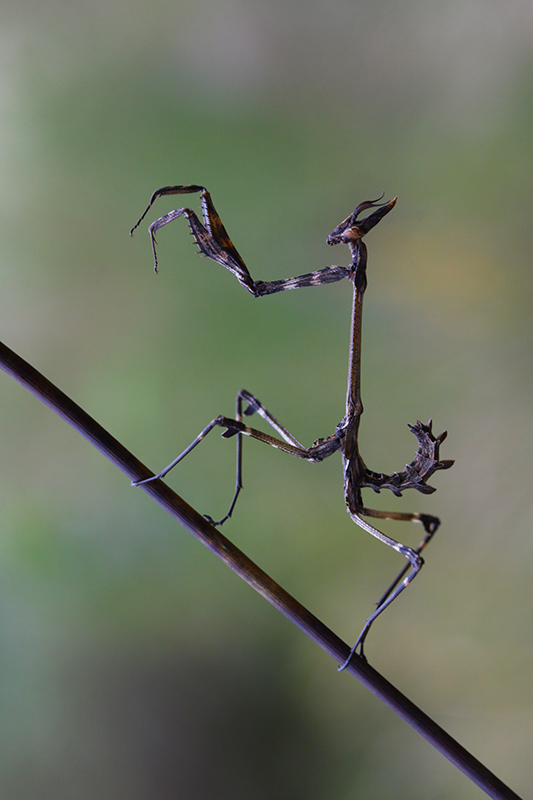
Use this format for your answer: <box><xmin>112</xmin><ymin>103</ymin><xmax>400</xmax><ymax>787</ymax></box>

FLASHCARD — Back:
<box><xmin>0</xmin><ymin>0</ymin><xmax>532</xmax><ymax>797</ymax></box>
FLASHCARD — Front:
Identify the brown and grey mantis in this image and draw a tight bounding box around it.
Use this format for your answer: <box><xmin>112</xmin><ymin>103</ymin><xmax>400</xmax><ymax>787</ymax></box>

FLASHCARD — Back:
<box><xmin>130</xmin><ymin>185</ymin><xmax>453</xmax><ymax>668</ymax></box>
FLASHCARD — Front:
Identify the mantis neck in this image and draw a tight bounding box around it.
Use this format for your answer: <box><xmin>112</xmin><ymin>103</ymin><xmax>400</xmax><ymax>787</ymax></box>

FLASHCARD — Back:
<box><xmin>346</xmin><ymin>242</ymin><xmax>367</xmax><ymax>422</ymax></box>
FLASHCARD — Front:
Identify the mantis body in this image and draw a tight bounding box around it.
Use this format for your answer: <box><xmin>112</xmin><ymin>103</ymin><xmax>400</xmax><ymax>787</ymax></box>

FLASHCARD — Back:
<box><xmin>131</xmin><ymin>185</ymin><xmax>453</xmax><ymax>667</ymax></box>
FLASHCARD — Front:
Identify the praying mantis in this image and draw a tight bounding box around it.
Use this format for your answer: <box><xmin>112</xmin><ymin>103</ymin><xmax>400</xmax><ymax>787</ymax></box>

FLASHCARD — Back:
<box><xmin>130</xmin><ymin>185</ymin><xmax>453</xmax><ymax>668</ymax></box>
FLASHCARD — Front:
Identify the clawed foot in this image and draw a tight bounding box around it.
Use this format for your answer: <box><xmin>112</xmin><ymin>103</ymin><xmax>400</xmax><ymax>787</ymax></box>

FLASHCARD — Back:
<box><xmin>203</xmin><ymin>513</ymin><xmax>229</xmax><ymax>527</ymax></box>
<box><xmin>132</xmin><ymin>474</ymin><xmax>160</xmax><ymax>487</ymax></box>
<box><xmin>338</xmin><ymin>634</ymin><xmax>368</xmax><ymax>671</ymax></box>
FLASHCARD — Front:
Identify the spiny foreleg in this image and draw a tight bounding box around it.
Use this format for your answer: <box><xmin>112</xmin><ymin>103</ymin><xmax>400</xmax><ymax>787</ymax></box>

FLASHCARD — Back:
<box><xmin>131</xmin><ymin>184</ymin><xmax>351</xmax><ymax>295</ymax></box>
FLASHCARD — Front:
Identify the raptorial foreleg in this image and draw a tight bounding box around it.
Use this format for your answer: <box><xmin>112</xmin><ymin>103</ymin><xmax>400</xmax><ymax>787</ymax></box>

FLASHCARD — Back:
<box><xmin>131</xmin><ymin>184</ymin><xmax>351</xmax><ymax>295</ymax></box>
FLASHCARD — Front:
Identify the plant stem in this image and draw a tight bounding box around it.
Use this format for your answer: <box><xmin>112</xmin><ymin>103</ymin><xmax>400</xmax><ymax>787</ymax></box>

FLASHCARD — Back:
<box><xmin>0</xmin><ymin>339</ymin><xmax>522</xmax><ymax>800</ymax></box>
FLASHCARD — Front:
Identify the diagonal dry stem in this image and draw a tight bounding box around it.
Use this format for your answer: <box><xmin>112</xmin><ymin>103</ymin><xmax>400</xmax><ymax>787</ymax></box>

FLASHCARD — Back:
<box><xmin>0</xmin><ymin>339</ymin><xmax>522</xmax><ymax>800</ymax></box>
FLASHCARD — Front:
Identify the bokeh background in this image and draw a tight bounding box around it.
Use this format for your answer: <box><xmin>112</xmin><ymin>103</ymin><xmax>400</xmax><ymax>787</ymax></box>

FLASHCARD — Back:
<box><xmin>0</xmin><ymin>0</ymin><xmax>532</xmax><ymax>797</ymax></box>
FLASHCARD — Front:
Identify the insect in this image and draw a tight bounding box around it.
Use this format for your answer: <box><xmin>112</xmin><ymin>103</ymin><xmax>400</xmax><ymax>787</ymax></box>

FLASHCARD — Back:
<box><xmin>130</xmin><ymin>185</ymin><xmax>453</xmax><ymax>668</ymax></box>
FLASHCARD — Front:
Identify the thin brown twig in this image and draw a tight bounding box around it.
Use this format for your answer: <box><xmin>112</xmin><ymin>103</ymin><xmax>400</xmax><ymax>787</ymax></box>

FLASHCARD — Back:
<box><xmin>0</xmin><ymin>339</ymin><xmax>522</xmax><ymax>800</ymax></box>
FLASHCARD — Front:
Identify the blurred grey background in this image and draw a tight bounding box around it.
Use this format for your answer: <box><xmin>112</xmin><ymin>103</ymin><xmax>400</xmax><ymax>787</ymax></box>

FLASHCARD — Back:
<box><xmin>0</xmin><ymin>0</ymin><xmax>532</xmax><ymax>797</ymax></box>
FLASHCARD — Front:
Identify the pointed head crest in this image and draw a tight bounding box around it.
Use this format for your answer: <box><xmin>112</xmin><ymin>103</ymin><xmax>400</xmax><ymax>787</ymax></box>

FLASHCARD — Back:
<box><xmin>327</xmin><ymin>194</ymin><xmax>397</xmax><ymax>246</ymax></box>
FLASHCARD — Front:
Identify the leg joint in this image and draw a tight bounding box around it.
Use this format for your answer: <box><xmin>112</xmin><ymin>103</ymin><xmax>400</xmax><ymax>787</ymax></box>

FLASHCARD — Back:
<box><xmin>399</xmin><ymin>545</ymin><xmax>424</xmax><ymax>570</ymax></box>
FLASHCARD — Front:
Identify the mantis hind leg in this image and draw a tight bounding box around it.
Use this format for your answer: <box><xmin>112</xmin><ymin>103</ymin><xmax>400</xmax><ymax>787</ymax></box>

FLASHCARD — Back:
<box><xmin>362</xmin><ymin>508</ymin><xmax>440</xmax><ymax>611</ymax></box>
<box><xmin>339</xmin><ymin>508</ymin><xmax>439</xmax><ymax>670</ymax></box>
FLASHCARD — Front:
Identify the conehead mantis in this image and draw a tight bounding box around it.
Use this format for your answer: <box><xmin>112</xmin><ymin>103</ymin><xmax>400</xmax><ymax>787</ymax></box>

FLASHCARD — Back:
<box><xmin>131</xmin><ymin>185</ymin><xmax>453</xmax><ymax>668</ymax></box>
